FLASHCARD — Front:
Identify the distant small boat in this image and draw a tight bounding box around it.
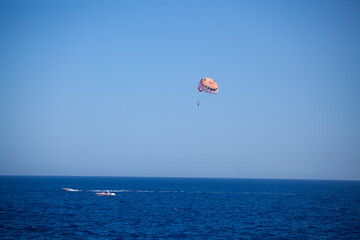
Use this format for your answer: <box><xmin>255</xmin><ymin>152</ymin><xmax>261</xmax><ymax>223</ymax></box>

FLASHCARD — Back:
<box><xmin>95</xmin><ymin>190</ymin><xmax>115</xmax><ymax>196</ymax></box>
<box><xmin>62</xmin><ymin>188</ymin><xmax>78</xmax><ymax>192</ymax></box>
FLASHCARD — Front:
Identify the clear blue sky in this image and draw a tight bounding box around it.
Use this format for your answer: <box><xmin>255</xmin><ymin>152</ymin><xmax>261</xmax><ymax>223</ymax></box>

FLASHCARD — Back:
<box><xmin>1</xmin><ymin>0</ymin><xmax>359</xmax><ymax>180</ymax></box>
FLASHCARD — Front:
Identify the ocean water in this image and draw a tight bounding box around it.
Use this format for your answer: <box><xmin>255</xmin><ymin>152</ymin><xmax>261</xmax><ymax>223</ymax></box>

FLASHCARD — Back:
<box><xmin>0</xmin><ymin>176</ymin><xmax>359</xmax><ymax>239</ymax></box>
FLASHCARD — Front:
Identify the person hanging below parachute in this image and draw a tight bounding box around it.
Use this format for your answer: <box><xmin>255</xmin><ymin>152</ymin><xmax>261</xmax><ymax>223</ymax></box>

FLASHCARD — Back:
<box><xmin>197</xmin><ymin>77</ymin><xmax>218</xmax><ymax>106</ymax></box>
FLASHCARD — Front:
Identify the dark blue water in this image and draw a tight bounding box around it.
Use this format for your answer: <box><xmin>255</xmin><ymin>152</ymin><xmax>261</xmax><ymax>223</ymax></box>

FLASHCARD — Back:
<box><xmin>1</xmin><ymin>176</ymin><xmax>360</xmax><ymax>239</ymax></box>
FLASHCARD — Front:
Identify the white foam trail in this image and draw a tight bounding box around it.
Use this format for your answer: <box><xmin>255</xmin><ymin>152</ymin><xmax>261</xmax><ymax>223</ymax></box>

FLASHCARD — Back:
<box><xmin>67</xmin><ymin>189</ymin><xmax>295</xmax><ymax>195</ymax></box>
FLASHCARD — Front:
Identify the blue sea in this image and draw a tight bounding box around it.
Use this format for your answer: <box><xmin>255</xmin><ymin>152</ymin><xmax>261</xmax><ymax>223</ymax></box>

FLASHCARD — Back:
<box><xmin>0</xmin><ymin>176</ymin><xmax>360</xmax><ymax>239</ymax></box>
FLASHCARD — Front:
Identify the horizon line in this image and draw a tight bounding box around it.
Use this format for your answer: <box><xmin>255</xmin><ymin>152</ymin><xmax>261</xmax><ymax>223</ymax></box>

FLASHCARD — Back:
<box><xmin>0</xmin><ymin>174</ymin><xmax>359</xmax><ymax>182</ymax></box>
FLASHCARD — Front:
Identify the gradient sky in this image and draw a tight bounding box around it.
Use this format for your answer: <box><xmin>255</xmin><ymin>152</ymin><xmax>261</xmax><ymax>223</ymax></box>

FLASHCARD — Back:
<box><xmin>1</xmin><ymin>0</ymin><xmax>359</xmax><ymax>180</ymax></box>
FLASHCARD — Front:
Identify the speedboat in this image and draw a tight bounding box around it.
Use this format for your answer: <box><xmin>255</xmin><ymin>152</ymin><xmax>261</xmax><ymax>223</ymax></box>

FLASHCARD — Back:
<box><xmin>95</xmin><ymin>190</ymin><xmax>115</xmax><ymax>196</ymax></box>
<box><xmin>62</xmin><ymin>188</ymin><xmax>78</xmax><ymax>191</ymax></box>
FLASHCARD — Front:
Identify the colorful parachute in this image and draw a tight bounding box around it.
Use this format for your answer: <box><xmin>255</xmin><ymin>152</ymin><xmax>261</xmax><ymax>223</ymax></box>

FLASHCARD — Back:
<box><xmin>198</xmin><ymin>77</ymin><xmax>218</xmax><ymax>94</ymax></box>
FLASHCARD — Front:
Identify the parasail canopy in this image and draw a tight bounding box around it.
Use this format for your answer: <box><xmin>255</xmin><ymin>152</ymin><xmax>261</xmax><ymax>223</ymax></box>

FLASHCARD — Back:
<box><xmin>198</xmin><ymin>78</ymin><xmax>218</xmax><ymax>94</ymax></box>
